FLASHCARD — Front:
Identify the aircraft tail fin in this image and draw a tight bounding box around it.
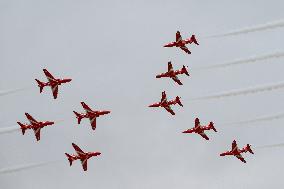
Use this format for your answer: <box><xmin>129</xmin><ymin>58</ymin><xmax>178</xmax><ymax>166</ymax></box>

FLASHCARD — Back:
<box><xmin>245</xmin><ymin>144</ymin><xmax>254</xmax><ymax>154</ymax></box>
<box><xmin>65</xmin><ymin>153</ymin><xmax>74</xmax><ymax>166</ymax></box>
<box><xmin>175</xmin><ymin>96</ymin><xmax>183</xmax><ymax>107</ymax></box>
<box><xmin>209</xmin><ymin>122</ymin><xmax>217</xmax><ymax>132</ymax></box>
<box><xmin>35</xmin><ymin>79</ymin><xmax>45</xmax><ymax>93</ymax></box>
<box><xmin>181</xmin><ymin>65</ymin><xmax>190</xmax><ymax>76</ymax></box>
<box><xmin>17</xmin><ymin>122</ymin><xmax>27</xmax><ymax>135</ymax></box>
<box><xmin>190</xmin><ymin>35</ymin><xmax>199</xmax><ymax>45</ymax></box>
<box><xmin>73</xmin><ymin>111</ymin><xmax>83</xmax><ymax>124</ymax></box>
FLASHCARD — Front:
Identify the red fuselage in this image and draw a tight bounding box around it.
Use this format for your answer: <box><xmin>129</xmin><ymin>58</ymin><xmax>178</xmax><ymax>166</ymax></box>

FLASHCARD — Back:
<box><xmin>21</xmin><ymin>121</ymin><xmax>54</xmax><ymax>130</ymax></box>
<box><xmin>164</xmin><ymin>40</ymin><xmax>187</xmax><ymax>48</ymax></box>
<box><xmin>220</xmin><ymin>148</ymin><xmax>242</xmax><ymax>157</ymax></box>
<box><xmin>183</xmin><ymin>125</ymin><xmax>207</xmax><ymax>134</ymax></box>
<box><xmin>68</xmin><ymin>152</ymin><xmax>101</xmax><ymax>161</ymax></box>
<box><xmin>76</xmin><ymin>110</ymin><xmax>111</xmax><ymax>121</ymax></box>
<box><xmin>156</xmin><ymin>70</ymin><xmax>182</xmax><ymax>78</ymax></box>
<box><xmin>86</xmin><ymin>110</ymin><xmax>111</xmax><ymax>118</ymax></box>
<box><xmin>149</xmin><ymin>98</ymin><xmax>178</xmax><ymax>108</ymax></box>
<box><xmin>43</xmin><ymin>78</ymin><xmax>72</xmax><ymax>87</ymax></box>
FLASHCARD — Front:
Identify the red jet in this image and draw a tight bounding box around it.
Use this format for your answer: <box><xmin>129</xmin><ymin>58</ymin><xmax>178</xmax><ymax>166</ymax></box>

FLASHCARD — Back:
<box><xmin>17</xmin><ymin>113</ymin><xmax>54</xmax><ymax>141</ymax></box>
<box><xmin>182</xmin><ymin>118</ymin><xmax>217</xmax><ymax>140</ymax></box>
<box><xmin>156</xmin><ymin>61</ymin><xmax>189</xmax><ymax>85</ymax></box>
<box><xmin>35</xmin><ymin>69</ymin><xmax>72</xmax><ymax>99</ymax></box>
<box><xmin>65</xmin><ymin>143</ymin><xmax>101</xmax><ymax>171</ymax></box>
<box><xmin>73</xmin><ymin>102</ymin><xmax>111</xmax><ymax>131</ymax></box>
<box><xmin>220</xmin><ymin>140</ymin><xmax>254</xmax><ymax>163</ymax></box>
<box><xmin>164</xmin><ymin>31</ymin><xmax>199</xmax><ymax>54</ymax></box>
<box><xmin>149</xmin><ymin>91</ymin><xmax>183</xmax><ymax>115</ymax></box>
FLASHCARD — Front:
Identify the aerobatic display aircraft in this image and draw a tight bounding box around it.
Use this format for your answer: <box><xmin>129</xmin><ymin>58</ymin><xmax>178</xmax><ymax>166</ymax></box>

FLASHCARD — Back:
<box><xmin>65</xmin><ymin>143</ymin><xmax>101</xmax><ymax>171</ymax></box>
<box><xmin>164</xmin><ymin>31</ymin><xmax>199</xmax><ymax>54</ymax></box>
<box><xmin>220</xmin><ymin>140</ymin><xmax>254</xmax><ymax>163</ymax></box>
<box><xmin>35</xmin><ymin>69</ymin><xmax>72</xmax><ymax>99</ymax></box>
<box><xmin>17</xmin><ymin>113</ymin><xmax>54</xmax><ymax>141</ymax></box>
<box><xmin>156</xmin><ymin>61</ymin><xmax>190</xmax><ymax>85</ymax></box>
<box><xmin>73</xmin><ymin>102</ymin><xmax>111</xmax><ymax>131</ymax></box>
<box><xmin>149</xmin><ymin>91</ymin><xmax>183</xmax><ymax>115</ymax></box>
<box><xmin>182</xmin><ymin>118</ymin><xmax>217</xmax><ymax>140</ymax></box>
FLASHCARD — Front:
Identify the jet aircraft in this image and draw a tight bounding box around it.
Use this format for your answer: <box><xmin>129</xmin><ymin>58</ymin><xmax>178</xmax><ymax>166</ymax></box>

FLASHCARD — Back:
<box><xmin>220</xmin><ymin>140</ymin><xmax>254</xmax><ymax>163</ymax></box>
<box><xmin>164</xmin><ymin>31</ymin><xmax>199</xmax><ymax>54</ymax></box>
<box><xmin>148</xmin><ymin>91</ymin><xmax>183</xmax><ymax>115</ymax></box>
<box><xmin>65</xmin><ymin>143</ymin><xmax>101</xmax><ymax>171</ymax></box>
<box><xmin>35</xmin><ymin>69</ymin><xmax>72</xmax><ymax>99</ymax></box>
<box><xmin>156</xmin><ymin>61</ymin><xmax>190</xmax><ymax>85</ymax></box>
<box><xmin>182</xmin><ymin>118</ymin><xmax>217</xmax><ymax>140</ymax></box>
<box><xmin>73</xmin><ymin>102</ymin><xmax>111</xmax><ymax>131</ymax></box>
<box><xmin>17</xmin><ymin>113</ymin><xmax>54</xmax><ymax>141</ymax></box>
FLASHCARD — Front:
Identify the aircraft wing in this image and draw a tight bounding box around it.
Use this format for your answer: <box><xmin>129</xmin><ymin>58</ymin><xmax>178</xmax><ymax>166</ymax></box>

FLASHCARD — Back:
<box><xmin>72</xmin><ymin>143</ymin><xmax>85</xmax><ymax>156</ymax></box>
<box><xmin>25</xmin><ymin>113</ymin><xmax>38</xmax><ymax>125</ymax></box>
<box><xmin>183</xmin><ymin>128</ymin><xmax>195</xmax><ymax>133</ymax></box>
<box><xmin>89</xmin><ymin>117</ymin><xmax>97</xmax><ymax>130</ymax></box>
<box><xmin>168</xmin><ymin>61</ymin><xmax>174</xmax><ymax>72</ymax></box>
<box><xmin>80</xmin><ymin>158</ymin><xmax>88</xmax><ymax>171</ymax></box>
<box><xmin>180</xmin><ymin>46</ymin><xmax>191</xmax><ymax>54</ymax></box>
<box><xmin>176</xmin><ymin>31</ymin><xmax>182</xmax><ymax>42</ymax></box>
<box><xmin>171</xmin><ymin>76</ymin><xmax>183</xmax><ymax>85</ymax></box>
<box><xmin>235</xmin><ymin>154</ymin><xmax>246</xmax><ymax>163</ymax></box>
<box><xmin>199</xmin><ymin>132</ymin><xmax>209</xmax><ymax>140</ymax></box>
<box><xmin>232</xmin><ymin>140</ymin><xmax>237</xmax><ymax>151</ymax></box>
<box><xmin>164</xmin><ymin>105</ymin><xmax>175</xmax><ymax>115</ymax></box>
<box><xmin>51</xmin><ymin>84</ymin><xmax>59</xmax><ymax>99</ymax></box>
<box><xmin>81</xmin><ymin>102</ymin><xmax>93</xmax><ymax>114</ymax></box>
<box><xmin>43</xmin><ymin>69</ymin><xmax>56</xmax><ymax>82</ymax></box>
<box><xmin>33</xmin><ymin>127</ymin><xmax>41</xmax><ymax>141</ymax></box>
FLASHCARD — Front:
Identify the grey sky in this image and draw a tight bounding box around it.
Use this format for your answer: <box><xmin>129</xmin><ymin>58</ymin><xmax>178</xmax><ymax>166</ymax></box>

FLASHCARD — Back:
<box><xmin>1</xmin><ymin>0</ymin><xmax>284</xmax><ymax>188</ymax></box>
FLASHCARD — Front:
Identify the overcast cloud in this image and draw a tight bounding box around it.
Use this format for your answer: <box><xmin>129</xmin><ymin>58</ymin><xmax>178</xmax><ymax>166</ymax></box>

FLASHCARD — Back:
<box><xmin>1</xmin><ymin>1</ymin><xmax>284</xmax><ymax>189</ymax></box>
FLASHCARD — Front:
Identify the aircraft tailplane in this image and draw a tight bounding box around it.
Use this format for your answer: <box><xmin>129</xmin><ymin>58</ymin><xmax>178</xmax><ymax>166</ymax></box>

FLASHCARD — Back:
<box><xmin>73</xmin><ymin>111</ymin><xmax>83</xmax><ymax>124</ymax></box>
<box><xmin>65</xmin><ymin>153</ymin><xmax>74</xmax><ymax>166</ymax></box>
<box><xmin>17</xmin><ymin>122</ymin><xmax>27</xmax><ymax>135</ymax></box>
<box><xmin>35</xmin><ymin>79</ymin><xmax>45</xmax><ymax>93</ymax></box>
<box><xmin>175</xmin><ymin>96</ymin><xmax>183</xmax><ymax>107</ymax></box>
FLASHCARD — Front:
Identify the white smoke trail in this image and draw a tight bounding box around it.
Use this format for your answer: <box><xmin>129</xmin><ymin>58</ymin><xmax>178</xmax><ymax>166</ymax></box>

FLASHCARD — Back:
<box><xmin>257</xmin><ymin>143</ymin><xmax>284</xmax><ymax>149</ymax></box>
<box><xmin>197</xmin><ymin>51</ymin><xmax>284</xmax><ymax>70</ymax></box>
<box><xmin>0</xmin><ymin>87</ymin><xmax>29</xmax><ymax>97</ymax></box>
<box><xmin>0</xmin><ymin>125</ymin><xmax>20</xmax><ymax>134</ymax></box>
<box><xmin>192</xmin><ymin>81</ymin><xmax>284</xmax><ymax>100</ymax></box>
<box><xmin>209</xmin><ymin>19</ymin><xmax>284</xmax><ymax>37</ymax></box>
<box><xmin>0</xmin><ymin>160</ymin><xmax>58</xmax><ymax>175</ymax></box>
<box><xmin>225</xmin><ymin>112</ymin><xmax>284</xmax><ymax>126</ymax></box>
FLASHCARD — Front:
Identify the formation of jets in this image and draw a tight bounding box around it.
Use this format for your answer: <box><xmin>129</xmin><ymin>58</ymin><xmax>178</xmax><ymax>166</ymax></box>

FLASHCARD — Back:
<box><xmin>15</xmin><ymin>31</ymin><xmax>254</xmax><ymax>173</ymax></box>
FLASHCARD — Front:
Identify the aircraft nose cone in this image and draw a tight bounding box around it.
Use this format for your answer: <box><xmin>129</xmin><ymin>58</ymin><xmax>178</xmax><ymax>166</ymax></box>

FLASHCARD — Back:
<box><xmin>96</xmin><ymin>152</ymin><xmax>101</xmax><ymax>156</ymax></box>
